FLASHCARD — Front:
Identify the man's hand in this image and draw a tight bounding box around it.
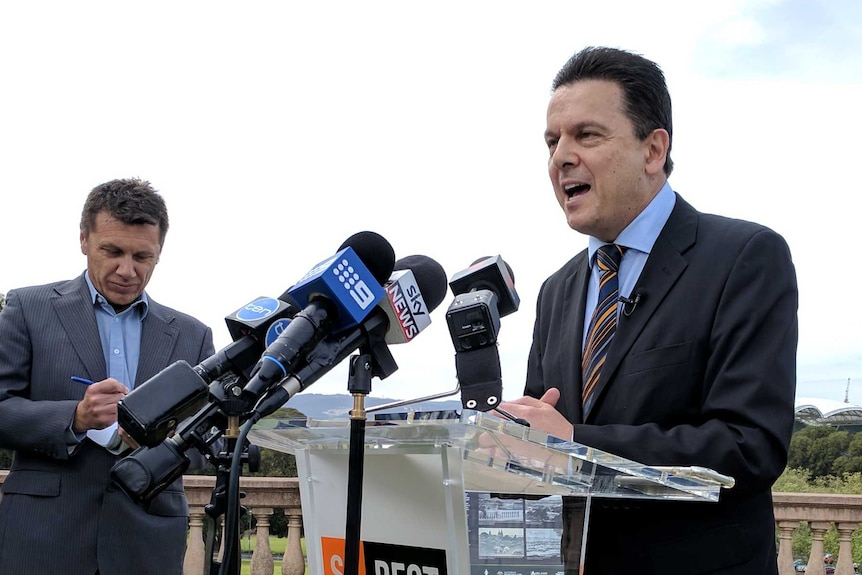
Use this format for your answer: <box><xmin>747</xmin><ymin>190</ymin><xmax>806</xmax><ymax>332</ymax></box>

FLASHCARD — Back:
<box><xmin>72</xmin><ymin>378</ymin><xmax>128</xmax><ymax>433</ymax></box>
<box><xmin>498</xmin><ymin>388</ymin><xmax>574</xmax><ymax>441</ymax></box>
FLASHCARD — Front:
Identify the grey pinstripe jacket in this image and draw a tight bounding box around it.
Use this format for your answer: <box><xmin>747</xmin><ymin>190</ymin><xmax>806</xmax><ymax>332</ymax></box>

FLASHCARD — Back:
<box><xmin>0</xmin><ymin>272</ymin><xmax>214</xmax><ymax>575</ymax></box>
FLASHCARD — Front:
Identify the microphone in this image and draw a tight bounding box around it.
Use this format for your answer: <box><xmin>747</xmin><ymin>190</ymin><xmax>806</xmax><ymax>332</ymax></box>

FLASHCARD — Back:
<box><xmin>446</xmin><ymin>256</ymin><xmax>521</xmax><ymax>411</ymax></box>
<box><xmin>380</xmin><ymin>255</ymin><xmax>447</xmax><ymax>344</ymax></box>
<box><xmin>117</xmin><ymin>295</ymin><xmax>300</xmax><ymax>447</ymax></box>
<box><xmin>448</xmin><ymin>255</ymin><xmax>520</xmax><ymax>317</ymax></box>
<box><xmin>251</xmin><ymin>254</ymin><xmax>448</xmax><ymax>419</ymax></box>
<box><xmin>619</xmin><ymin>291</ymin><xmax>643</xmax><ymax>317</ymax></box>
<box><xmin>111</xmin><ymin>256</ymin><xmax>447</xmax><ymax>505</ymax></box>
<box><xmin>201</xmin><ymin>296</ymin><xmax>300</xmax><ymax>381</ymax></box>
<box><xmin>240</xmin><ymin>231</ymin><xmax>395</xmax><ymax>402</ymax></box>
<box><xmin>446</xmin><ymin>255</ymin><xmax>520</xmax><ymax>353</ymax></box>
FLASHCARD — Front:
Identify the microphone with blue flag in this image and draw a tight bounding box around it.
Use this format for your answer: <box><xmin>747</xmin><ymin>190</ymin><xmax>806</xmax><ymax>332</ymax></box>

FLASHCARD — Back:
<box><xmin>240</xmin><ymin>231</ymin><xmax>394</xmax><ymax>402</ymax></box>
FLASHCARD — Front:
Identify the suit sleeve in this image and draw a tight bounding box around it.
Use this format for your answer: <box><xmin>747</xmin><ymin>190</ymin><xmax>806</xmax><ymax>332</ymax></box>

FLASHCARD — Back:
<box><xmin>573</xmin><ymin>229</ymin><xmax>797</xmax><ymax>496</ymax></box>
<box><xmin>0</xmin><ymin>290</ymin><xmax>80</xmax><ymax>459</ymax></box>
<box><xmin>197</xmin><ymin>326</ymin><xmax>215</xmax><ymax>364</ymax></box>
<box><xmin>525</xmin><ymin>280</ymin><xmax>550</xmax><ymax>400</ymax></box>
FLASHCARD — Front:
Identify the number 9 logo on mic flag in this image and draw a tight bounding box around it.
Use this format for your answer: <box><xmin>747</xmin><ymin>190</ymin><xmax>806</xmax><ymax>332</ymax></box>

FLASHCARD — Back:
<box><xmin>289</xmin><ymin>246</ymin><xmax>386</xmax><ymax>333</ymax></box>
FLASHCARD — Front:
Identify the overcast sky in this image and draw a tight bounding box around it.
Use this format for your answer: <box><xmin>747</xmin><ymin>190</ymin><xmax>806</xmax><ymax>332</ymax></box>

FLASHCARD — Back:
<box><xmin>1</xmin><ymin>0</ymin><xmax>860</xmax><ymax>406</ymax></box>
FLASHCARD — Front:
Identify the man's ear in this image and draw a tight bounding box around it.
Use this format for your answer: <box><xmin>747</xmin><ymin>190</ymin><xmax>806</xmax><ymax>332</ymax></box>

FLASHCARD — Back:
<box><xmin>644</xmin><ymin>128</ymin><xmax>670</xmax><ymax>176</ymax></box>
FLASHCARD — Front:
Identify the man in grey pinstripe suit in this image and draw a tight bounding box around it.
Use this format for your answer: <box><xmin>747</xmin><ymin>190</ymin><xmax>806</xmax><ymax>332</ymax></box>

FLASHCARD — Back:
<box><xmin>0</xmin><ymin>178</ymin><xmax>215</xmax><ymax>574</ymax></box>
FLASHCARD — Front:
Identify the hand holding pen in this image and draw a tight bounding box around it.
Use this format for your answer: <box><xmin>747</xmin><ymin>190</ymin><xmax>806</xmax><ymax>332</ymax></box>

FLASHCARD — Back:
<box><xmin>71</xmin><ymin>376</ymin><xmax>129</xmax><ymax>434</ymax></box>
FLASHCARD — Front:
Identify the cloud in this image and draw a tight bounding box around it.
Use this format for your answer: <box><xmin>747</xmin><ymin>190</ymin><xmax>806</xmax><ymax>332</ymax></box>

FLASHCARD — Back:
<box><xmin>693</xmin><ymin>0</ymin><xmax>862</xmax><ymax>80</ymax></box>
<box><xmin>1</xmin><ymin>1</ymin><xmax>860</xmax><ymax>403</ymax></box>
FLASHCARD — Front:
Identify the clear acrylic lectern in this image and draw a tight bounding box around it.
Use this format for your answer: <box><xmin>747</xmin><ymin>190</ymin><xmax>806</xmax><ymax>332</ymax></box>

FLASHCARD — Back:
<box><xmin>249</xmin><ymin>410</ymin><xmax>733</xmax><ymax>575</ymax></box>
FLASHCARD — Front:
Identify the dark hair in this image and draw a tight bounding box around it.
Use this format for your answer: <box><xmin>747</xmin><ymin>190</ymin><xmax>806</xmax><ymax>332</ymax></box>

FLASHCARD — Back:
<box><xmin>552</xmin><ymin>46</ymin><xmax>673</xmax><ymax>176</ymax></box>
<box><xmin>80</xmin><ymin>178</ymin><xmax>169</xmax><ymax>246</ymax></box>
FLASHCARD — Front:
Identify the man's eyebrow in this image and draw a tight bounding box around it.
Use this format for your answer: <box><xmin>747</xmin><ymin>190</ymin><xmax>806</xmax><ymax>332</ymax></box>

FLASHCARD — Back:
<box><xmin>545</xmin><ymin>121</ymin><xmax>607</xmax><ymax>140</ymax></box>
<box><xmin>570</xmin><ymin>120</ymin><xmax>606</xmax><ymax>132</ymax></box>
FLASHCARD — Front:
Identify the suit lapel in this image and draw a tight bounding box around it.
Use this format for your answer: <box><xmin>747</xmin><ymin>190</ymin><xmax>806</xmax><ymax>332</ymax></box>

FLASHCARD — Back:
<box><xmin>137</xmin><ymin>301</ymin><xmax>180</xmax><ymax>385</ymax></box>
<box><xmin>584</xmin><ymin>195</ymin><xmax>698</xmax><ymax>421</ymax></box>
<box><xmin>562</xmin><ymin>252</ymin><xmax>590</xmax><ymax>425</ymax></box>
<box><xmin>53</xmin><ymin>274</ymin><xmax>106</xmax><ymax>382</ymax></box>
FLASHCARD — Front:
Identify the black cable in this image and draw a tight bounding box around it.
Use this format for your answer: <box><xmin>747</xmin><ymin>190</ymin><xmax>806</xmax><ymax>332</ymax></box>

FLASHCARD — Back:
<box><xmin>217</xmin><ymin>417</ymin><xmax>257</xmax><ymax>575</ymax></box>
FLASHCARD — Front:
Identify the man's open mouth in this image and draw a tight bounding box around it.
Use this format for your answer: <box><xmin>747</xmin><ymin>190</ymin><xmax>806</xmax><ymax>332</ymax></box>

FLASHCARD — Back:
<box><xmin>565</xmin><ymin>183</ymin><xmax>590</xmax><ymax>198</ymax></box>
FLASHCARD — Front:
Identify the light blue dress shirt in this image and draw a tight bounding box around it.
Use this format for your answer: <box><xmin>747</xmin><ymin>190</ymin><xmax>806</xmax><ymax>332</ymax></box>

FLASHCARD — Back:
<box><xmin>84</xmin><ymin>273</ymin><xmax>148</xmax><ymax>390</ymax></box>
<box><xmin>582</xmin><ymin>182</ymin><xmax>676</xmax><ymax>349</ymax></box>
<box><xmin>71</xmin><ymin>273</ymin><xmax>149</xmax><ymax>451</ymax></box>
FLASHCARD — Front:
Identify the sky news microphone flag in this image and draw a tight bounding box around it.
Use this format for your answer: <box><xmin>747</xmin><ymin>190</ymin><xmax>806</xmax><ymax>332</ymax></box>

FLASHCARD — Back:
<box><xmin>380</xmin><ymin>254</ymin><xmax>447</xmax><ymax>344</ymax></box>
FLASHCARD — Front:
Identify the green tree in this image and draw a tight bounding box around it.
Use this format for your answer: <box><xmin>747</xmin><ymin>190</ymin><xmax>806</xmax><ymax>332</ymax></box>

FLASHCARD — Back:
<box><xmin>788</xmin><ymin>426</ymin><xmax>851</xmax><ymax>478</ymax></box>
<box><xmin>251</xmin><ymin>406</ymin><xmax>304</xmax><ymax>478</ymax></box>
<box><xmin>833</xmin><ymin>433</ymin><xmax>862</xmax><ymax>476</ymax></box>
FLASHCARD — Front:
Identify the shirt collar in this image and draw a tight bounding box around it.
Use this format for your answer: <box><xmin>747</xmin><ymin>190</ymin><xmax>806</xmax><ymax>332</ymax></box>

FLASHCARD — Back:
<box><xmin>588</xmin><ymin>181</ymin><xmax>676</xmax><ymax>262</ymax></box>
<box><xmin>83</xmin><ymin>271</ymin><xmax>149</xmax><ymax>318</ymax></box>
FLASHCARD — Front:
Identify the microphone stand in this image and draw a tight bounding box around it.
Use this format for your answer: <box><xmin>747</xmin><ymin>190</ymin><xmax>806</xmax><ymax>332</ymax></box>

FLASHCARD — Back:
<box><xmin>344</xmin><ymin>353</ymin><xmax>372</xmax><ymax>575</ymax></box>
<box><xmin>208</xmin><ymin>383</ymin><xmax>261</xmax><ymax>575</ymax></box>
<box><xmin>205</xmin><ymin>429</ymin><xmax>241</xmax><ymax>575</ymax></box>
<box><xmin>365</xmin><ymin>384</ymin><xmax>461</xmax><ymax>413</ymax></box>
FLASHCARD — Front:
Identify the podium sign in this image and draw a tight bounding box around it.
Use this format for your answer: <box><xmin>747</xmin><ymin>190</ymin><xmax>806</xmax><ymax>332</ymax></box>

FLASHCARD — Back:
<box><xmin>295</xmin><ymin>447</ymin><xmax>470</xmax><ymax>574</ymax></box>
<box><xmin>250</xmin><ymin>410</ymin><xmax>731</xmax><ymax>575</ymax></box>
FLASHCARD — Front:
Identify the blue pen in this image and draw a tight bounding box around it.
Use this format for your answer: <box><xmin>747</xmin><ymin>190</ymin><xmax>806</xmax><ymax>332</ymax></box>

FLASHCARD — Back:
<box><xmin>71</xmin><ymin>376</ymin><xmax>94</xmax><ymax>386</ymax></box>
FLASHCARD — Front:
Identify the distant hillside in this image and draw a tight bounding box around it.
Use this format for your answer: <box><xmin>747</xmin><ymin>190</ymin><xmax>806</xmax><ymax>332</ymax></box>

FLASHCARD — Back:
<box><xmin>282</xmin><ymin>393</ymin><xmax>463</xmax><ymax>421</ymax></box>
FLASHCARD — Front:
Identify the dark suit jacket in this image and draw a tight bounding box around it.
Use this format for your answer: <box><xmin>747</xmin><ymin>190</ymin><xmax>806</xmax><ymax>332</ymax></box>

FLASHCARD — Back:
<box><xmin>0</xmin><ymin>273</ymin><xmax>214</xmax><ymax>575</ymax></box>
<box><xmin>525</xmin><ymin>195</ymin><xmax>798</xmax><ymax>575</ymax></box>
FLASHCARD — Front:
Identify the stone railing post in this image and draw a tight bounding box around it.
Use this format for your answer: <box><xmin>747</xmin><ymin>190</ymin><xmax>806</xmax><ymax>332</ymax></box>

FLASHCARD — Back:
<box><xmin>776</xmin><ymin>520</ymin><xmax>798</xmax><ymax>575</ymax></box>
<box><xmin>835</xmin><ymin>522</ymin><xmax>859</xmax><ymax>575</ymax></box>
<box><xmin>218</xmin><ymin>521</ymin><xmax>228</xmax><ymax>566</ymax></box>
<box><xmin>807</xmin><ymin>520</ymin><xmax>831</xmax><ymax>575</ymax></box>
<box><xmin>282</xmin><ymin>510</ymin><xmax>305</xmax><ymax>575</ymax></box>
<box><xmin>183</xmin><ymin>505</ymin><xmax>208</xmax><ymax>575</ymax></box>
<box><xmin>250</xmin><ymin>507</ymin><xmax>275</xmax><ymax>575</ymax></box>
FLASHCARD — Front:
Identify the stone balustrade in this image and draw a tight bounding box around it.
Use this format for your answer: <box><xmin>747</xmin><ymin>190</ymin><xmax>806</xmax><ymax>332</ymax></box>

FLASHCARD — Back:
<box><xmin>182</xmin><ymin>475</ymin><xmax>305</xmax><ymax>575</ymax></box>
<box><xmin>2</xmin><ymin>471</ymin><xmax>862</xmax><ymax>575</ymax></box>
<box><xmin>774</xmin><ymin>492</ymin><xmax>862</xmax><ymax>575</ymax></box>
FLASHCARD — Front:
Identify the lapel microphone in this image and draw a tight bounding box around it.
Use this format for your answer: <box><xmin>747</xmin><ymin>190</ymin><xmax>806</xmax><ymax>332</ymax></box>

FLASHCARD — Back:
<box><xmin>619</xmin><ymin>291</ymin><xmax>643</xmax><ymax>316</ymax></box>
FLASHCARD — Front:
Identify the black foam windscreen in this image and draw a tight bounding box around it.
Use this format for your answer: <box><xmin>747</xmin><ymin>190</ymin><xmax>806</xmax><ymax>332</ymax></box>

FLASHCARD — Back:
<box><xmin>455</xmin><ymin>346</ymin><xmax>503</xmax><ymax>412</ymax></box>
<box><xmin>470</xmin><ymin>256</ymin><xmax>515</xmax><ymax>284</ymax></box>
<box><xmin>338</xmin><ymin>231</ymin><xmax>396</xmax><ymax>285</ymax></box>
<box><xmin>449</xmin><ymin>255</ymin><xmax>520</xmax><ymax>317</ymax></box>
<box><xmin>394</xmin><ymin>255</ymin><xmax>448</xmax><ymax>312</ymax></box>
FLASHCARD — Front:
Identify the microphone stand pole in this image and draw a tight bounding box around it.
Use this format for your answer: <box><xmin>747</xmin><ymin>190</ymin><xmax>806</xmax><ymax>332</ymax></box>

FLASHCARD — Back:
<box><xmin>344</xmin><ymin>353</ymin><xmax>372</xmax><ymax>575</ymax></box>
<box><xmin>207</xmin><ymin>420</ymin><xmax>242</xmax><ymax>575</ymax></box>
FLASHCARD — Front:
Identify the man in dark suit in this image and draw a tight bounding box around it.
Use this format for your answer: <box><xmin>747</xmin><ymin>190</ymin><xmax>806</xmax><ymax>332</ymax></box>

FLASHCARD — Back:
<box><xmin>499</xmin><ymin>47</ymin><xmax>798</xmax><ymax>574</ymax></box>
<box><xmin>0</xmin><ymin>178</ymin><xmax>215</xmax><ymax>574</ymax></box>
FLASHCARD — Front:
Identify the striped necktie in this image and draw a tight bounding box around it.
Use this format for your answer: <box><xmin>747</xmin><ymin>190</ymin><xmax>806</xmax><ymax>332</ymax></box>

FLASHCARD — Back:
<box><xmin>582</xmin><ymin>244</ymin><xmax>625</xmax><ymax>416</ymax></box>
